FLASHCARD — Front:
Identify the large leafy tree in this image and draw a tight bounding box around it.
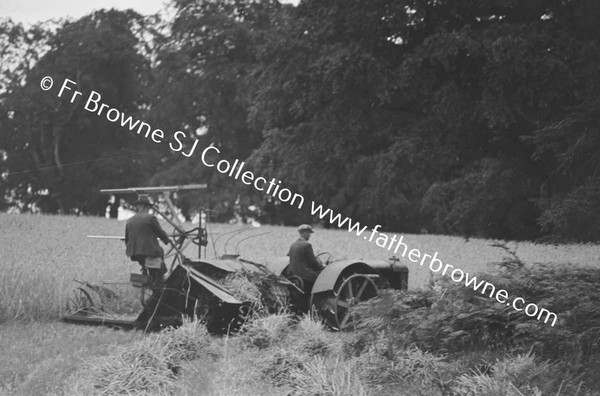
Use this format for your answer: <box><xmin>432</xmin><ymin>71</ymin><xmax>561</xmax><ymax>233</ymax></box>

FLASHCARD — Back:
<box><xmin>0</xmin><ymin>10</ymin><xmax>161</xmax><ymax>214</ymax></box>
<box><xmin>150</xmin><ymin>0</ymin><xmax>283</xmax><ymax>158</ymax></box>
<box><xmin>249</xmin><ymin>0</ymin><xmax>429</xmax><ymax>229</ymax></box>
<box><xmin>0</xmin><ymin>18</ymin><xmax>55</xmax><ymax>210</ymax></box>
<box><xmin>146</xmin><ymin>0</ymin><xmax>285</xmax><ymax>215</ymax></box>
<box><xmin>248</xmin><ymin>0</ymin><xmax>600</xmax><ymax>240</ymax></box>
<box><xmin>413</xmin><ymin>0</ymin><xmax>600</xmax><ymax>240</ymax></box>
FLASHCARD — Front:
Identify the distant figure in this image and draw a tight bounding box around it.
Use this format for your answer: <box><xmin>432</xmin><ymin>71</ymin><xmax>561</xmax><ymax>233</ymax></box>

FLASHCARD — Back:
<box><xmin>125</xmin><ymin>194</ymin><xmax>170</xmax><ymax>286</ymax></box>
<box><xmin>232</xmin><ymin>194</ymin><xmax>245</xmax><ymax>224</ymax></box>
<box><xmin>287</xmin><ymin>224</ymin><xmax>325</xmax><ymax>296</ymax></box>
<box><xmin>263</xmin><ymin>196</ymin><xmax>280</xmax><ymax>225</ymax></box>
<box><xmin>107</xmin><ymin>195</ymin><xmax>119</xmax><ymax>219</ymax></box>
<box><xmin>216</xmin><ymin>199</ymin><xmax>233</xmax><ymax>223</ymax></box>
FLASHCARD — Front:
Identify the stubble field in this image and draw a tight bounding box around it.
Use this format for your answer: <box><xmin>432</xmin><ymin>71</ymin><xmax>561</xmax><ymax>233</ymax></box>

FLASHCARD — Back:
<box><xmin>2</xmin><ymin>213</ymin><xmax>600</xmax><ymax>395</ymax></box>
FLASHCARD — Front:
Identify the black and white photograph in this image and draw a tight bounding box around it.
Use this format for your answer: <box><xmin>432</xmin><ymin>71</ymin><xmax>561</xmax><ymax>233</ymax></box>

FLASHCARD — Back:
<box><xmin>2</xmin><ymin>0</ymin><xmax>600</xmax><ymax>394</ymax></box>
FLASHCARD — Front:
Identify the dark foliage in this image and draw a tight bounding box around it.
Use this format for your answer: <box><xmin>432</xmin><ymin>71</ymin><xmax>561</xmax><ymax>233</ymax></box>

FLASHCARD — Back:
<box><xmin>246</xmin><ymin>0</ymin><xmax>600</xmax><ymax>240</ymax></box>
<box><xmin>2</xmin><ymin>1</ymin><xmax>600</xmax><ymax>241</ymax></box>
<box><xmin>352</xmin><ymin>259</ymin><xmax>600</xmax><ymax>390</ymax></box>
<box><xmin>0</xmin><ymin>11</ymin><xmax>162</xmax><ymax>214</ymax></box>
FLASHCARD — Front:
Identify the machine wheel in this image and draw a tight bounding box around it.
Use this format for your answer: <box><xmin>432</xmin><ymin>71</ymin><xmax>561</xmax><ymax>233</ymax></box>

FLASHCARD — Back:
<box><xmin>66</xmin><ymin>287</ymin><xmax>97</xmax><ymax>315</ymax></box>
<box><xmin>330</xmin><ymin>274</ymin><xmax>378</xmax><ymax>330</ymax></box>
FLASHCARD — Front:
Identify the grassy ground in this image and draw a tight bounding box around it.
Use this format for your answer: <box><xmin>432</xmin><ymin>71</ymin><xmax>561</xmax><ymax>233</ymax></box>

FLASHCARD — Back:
<box><xmin>2</xmin><ymin>213</ymin><xmax>600</xmax><ymax>395</ymax></box>
<box><xmin>0</xmin><ymin>322</ymin><xmax>142</xmax><ymax>395</ymax></box>
<box><xmin>59</xmin><ymin>314</ymin><xmax>600</xmax><ymax>395</ymax></box>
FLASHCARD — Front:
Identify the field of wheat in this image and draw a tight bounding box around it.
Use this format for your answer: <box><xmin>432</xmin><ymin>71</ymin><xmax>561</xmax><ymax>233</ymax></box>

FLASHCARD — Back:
<box><xmin>2</xmin><ymin>212</ymin><xmax>600</xmax><ymax>323</ymax></box>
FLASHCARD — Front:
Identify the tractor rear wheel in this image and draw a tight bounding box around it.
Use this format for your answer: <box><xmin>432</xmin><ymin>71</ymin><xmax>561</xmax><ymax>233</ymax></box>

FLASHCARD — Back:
<box><xmin>310</xmin><ymin>273</ymin><xmax>378</xmax><ymax>330</ymax></box>
<box><xmin>333</xmin><ymin>274</ymin><xmax>378</xmax><ymax>330</ymax></box>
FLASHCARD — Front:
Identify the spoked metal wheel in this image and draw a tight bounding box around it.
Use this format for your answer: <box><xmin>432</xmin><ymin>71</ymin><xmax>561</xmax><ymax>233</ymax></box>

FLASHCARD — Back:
<box><xmin>66</xmin><ymin>287</ymin><xmax>99</xmax><ymax>315</ymax></box>
<box><xmin>333</xmin><ymin>274</ymin><xmax>378</xmax><ymax>330</ymax></box>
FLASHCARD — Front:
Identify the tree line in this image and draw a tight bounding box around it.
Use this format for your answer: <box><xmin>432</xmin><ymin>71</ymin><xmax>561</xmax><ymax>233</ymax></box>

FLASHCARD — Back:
<box><xmin>1</xmin><ymin>0</ymin><xmax>599</xmax><ymax>242</ymax></box>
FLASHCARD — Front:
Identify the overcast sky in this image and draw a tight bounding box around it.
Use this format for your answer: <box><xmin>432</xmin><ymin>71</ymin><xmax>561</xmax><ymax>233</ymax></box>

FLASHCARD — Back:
<box><xmin>0</xmin><ymin>0</ymin><xmax>168</xmax><ymax>25</ymax></box>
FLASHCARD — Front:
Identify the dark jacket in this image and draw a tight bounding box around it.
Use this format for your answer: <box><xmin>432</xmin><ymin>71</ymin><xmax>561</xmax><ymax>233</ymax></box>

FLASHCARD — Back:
<box><xmin>287</xmin><ymin>238</ymin><xmax>324</xmax><ymax>282</ymax></box>
<box><xmin>125</xmin><ymin>212</ymin><xmax>170</xmax><ymax>258</ymax></box>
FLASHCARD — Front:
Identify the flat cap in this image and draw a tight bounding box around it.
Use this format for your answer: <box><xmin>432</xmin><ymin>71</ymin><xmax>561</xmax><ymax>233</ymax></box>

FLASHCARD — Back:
<box><xmin>134</xmin><ymin>194</ymin><xmax>153</xmax><ymax>206</ymax></box>
<box><xmin>298</xmin><ymin>224</ymin><xmax>314</xmax><ymax>233</ymax></box>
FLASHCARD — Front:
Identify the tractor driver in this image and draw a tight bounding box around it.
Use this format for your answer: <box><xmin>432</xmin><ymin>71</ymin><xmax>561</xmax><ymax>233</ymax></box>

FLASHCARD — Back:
<box><xmin>287</xmin><ymin>224</ymin><xmax>326</xmax><ymax>296</ymax></box>
<box><xmin>125</xmin><ymin>194</ymin><xmax>171</xmax><ymax>286</ymax></box>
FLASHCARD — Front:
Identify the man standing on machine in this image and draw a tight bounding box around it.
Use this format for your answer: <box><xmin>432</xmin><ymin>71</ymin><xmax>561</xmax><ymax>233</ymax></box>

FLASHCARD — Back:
<box><xmin>125</xmin><ymin>194</ymin><xmax>171</xmax><ymax>286</ymax></box>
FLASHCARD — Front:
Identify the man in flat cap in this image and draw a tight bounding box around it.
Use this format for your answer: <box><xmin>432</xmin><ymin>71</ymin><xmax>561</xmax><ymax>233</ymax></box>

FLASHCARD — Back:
<box><xmin>287</xmin><ymin>224</ymin><xmax>326</xmax><ymax>297</ymax></box>
<box><xmin>125</xmin><ymin>194</ymin><xmax>171</xmax><ymax>286</ymax></box>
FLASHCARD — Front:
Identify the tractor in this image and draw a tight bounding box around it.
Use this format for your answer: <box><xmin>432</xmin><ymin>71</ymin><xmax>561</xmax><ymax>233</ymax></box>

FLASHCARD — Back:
<box><xmin>62</xmin><ymin>184</ymin><xmax>408</xmax><ymax>332</ymax></box>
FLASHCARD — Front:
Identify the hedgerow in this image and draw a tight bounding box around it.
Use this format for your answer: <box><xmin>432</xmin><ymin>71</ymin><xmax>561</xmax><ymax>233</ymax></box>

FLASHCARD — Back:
<box><xmin>352</xmin><ymin>259</ymin><xmax>600</xmax><ymax>393</ymax></box>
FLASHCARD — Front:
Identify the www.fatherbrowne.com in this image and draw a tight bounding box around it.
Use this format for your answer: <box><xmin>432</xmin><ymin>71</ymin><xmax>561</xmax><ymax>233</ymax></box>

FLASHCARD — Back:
<box><xmin>310</xmin><ymin>201</ymin><xmax>558</xmax><ymax>327</ymax></box>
